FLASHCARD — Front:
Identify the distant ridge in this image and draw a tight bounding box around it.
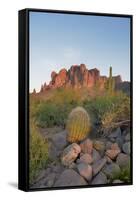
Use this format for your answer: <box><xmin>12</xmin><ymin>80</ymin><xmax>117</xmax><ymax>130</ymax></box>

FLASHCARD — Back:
<box><xmin>32</xmin><ymin>64</ymin><xmax>129</xmax><ymax>94</ymax></box>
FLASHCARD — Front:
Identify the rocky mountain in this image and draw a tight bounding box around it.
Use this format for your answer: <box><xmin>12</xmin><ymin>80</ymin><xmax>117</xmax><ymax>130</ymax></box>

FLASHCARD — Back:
<box><xmin>33</xmin><ymin>64</ymin><xmax>129</xmax><ymax>94</ymax></box>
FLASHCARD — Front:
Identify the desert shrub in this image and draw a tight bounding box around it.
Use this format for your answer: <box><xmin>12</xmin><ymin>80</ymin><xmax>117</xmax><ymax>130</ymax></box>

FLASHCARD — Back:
<box><xmin>29</xmin><ymin>120</ymin><xmax>49</xmax><ymax>184</ymax></box>
<box><xmin>83</xmin><ymin>95</ymin><xmax>118</xmax><ymax>123</ymax></box>
<box><xmin>111</xmin><ymin>165</ymin><xmax>131</xmax><ymax>183</ymax></box>
<box><xmin>118</xmin><ymin>166</ymin><xmax>131</xmax><ymax>183</ymax></box>
<box><xmin>83</xmin><ymin>92</ymin><xmax>130</xmax><ymax>133</ymax></box>
<box><xmin>35</xmin><ymin>100</ymin><xmax>80</xmax><ymax>128</ymax></box>
<box><xmin>101</xmin><ymin>92</ymin><xmax>130</xmax><ymax>133</ymax></box>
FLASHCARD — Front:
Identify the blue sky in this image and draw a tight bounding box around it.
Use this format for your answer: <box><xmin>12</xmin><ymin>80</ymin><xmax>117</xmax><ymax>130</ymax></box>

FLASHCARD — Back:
<box><xmin>29</xmin><ymin>11</ymin><xmax>130</xmax><ymax>92</ymax></box>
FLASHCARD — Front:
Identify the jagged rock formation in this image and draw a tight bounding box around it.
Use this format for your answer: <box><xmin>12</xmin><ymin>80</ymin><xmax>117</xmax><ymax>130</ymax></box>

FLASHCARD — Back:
<box><xmin>39</xmin><ymin>64</ymin><xmax>123</xmax><ymax>93</ymax></box>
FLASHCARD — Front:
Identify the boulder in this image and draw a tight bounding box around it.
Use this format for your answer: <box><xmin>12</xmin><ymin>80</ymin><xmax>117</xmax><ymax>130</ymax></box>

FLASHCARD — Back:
<box><xmin>80</xmin><ymin>138</ymin><xmax>93</xmax><ymax>154</ymax></box>
<box><xmin>92</xmin><ymin>148</ymin><xmax>101</xmax><ymax>163</ymax></box>
<box><xmin>116</xmin><ymin>137</ymin><xmax>124</xmax><ymax>150</ymax></box>
<box><xmin>44</xmin><ymin>173</ymin><xmax>56</xmax><ymax>187</ymax></box>
<box><xmin>61</xmin><ymin>143</ymin><xmax>81</xmax><ymax>166</ymax></box>
<box><xmin>93</xmin><ymin>140</ymin><xmax>105</xmax><ymax>152</ymax></box>
<box><xmin>125</xmin><ymin>133</ymin><xmax>130</xmax><ymax>142</ymax></box>
<box><xmin>116</xmin><ymin>153</ymin><xmax>130</xmax><ymax>169</ymax></box>
<box><xmin>51</xmin><ymin>164</ymin><xmax>65</xmax><ymax>174</ymax></box>
<box><xmin>122</xmin><ymin>142</ymin><xmax>130</xmax><ymax>155</ymax></box>
<box><xmin>92</xmin><ymin>157</ymin><xmax>107</xmax><ymax>176</ymax></box>
<box><xmin>51</xmin><ymin>130</ymin><xmax>68</xmax><ymax>150</ymax></box>
<box><xmin>54</xmin><ymin>169</ymin><xmax>87</xmax><ymax>186</ymax></box>
<box><xmin>78</xmin><ymin>153</ymin><xmax>93</xmax><ymax>164</ymax></box>
<box><xmin>108</xmin><ymin>128</ymin><xmax>121</xmax><ymax>140</ymax></box>
<box><xmin>105</xmin><ymin>143</ymin><xmax>121</xmax><ymax>160</ymax></box>
<box><xmin>91</xmin><ymin>172</ymin><xmax>108</xmax><ymax>185</ymax></box>
<box><xmin>106</xmin><ymin>141</ymin><xmax>113</xmax><ymax>150</ymax></box>
<box><xmin>77</xmin><ymin>163</ymin><xmax>93</xmax><ymax>181</ymax></box>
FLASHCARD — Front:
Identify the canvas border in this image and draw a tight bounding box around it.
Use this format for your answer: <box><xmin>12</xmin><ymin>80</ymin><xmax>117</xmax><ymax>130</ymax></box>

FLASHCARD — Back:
<box><xmin>18</xmin><ymin>8</ymin><xmax>133</xmax><ymax>192</ymax></box>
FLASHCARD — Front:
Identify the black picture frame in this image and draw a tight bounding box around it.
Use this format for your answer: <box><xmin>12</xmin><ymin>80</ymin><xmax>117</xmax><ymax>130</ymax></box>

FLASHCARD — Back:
<box><xmin>18</xmin><ymin>8</ymin><xmax>133</xmax><ymax>192</ymax></box>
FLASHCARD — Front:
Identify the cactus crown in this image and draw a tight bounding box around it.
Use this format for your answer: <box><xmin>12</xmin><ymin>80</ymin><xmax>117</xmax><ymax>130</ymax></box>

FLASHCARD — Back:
<box><xmin>66</xmin><ymin>106</ymin><xmax>91</xmax><ymax>143</ymax></box>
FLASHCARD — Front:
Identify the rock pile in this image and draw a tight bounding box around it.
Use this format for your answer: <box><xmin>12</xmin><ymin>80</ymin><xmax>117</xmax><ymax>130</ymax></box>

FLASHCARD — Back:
<box><xmin>31</xmin><ymin>127</ymin><xmax>131</xmax><ymax>188</ymax></box>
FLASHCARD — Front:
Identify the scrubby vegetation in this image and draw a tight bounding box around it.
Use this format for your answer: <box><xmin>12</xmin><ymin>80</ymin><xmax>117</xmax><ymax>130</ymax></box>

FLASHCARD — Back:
<box><xmin>29</xmin><ymin>120</ymin><xmax>49</xmax><ymax>184</ymax></box>
<box><xmin>29</xmin><ymin>75</ymin><xmax>130</xmax><ymax>184</ymax></box>
<box><xmin>30</xmin><ymin>89</ymin><xmax>130</xmax><ymax>135</ymax></box>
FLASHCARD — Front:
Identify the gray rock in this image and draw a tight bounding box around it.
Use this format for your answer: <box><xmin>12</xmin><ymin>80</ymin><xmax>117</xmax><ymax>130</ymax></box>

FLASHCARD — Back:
<box><xmin>91</xmin><ymin>172</ymin><xmax>108</xmax><ymax>185</ymax></box>
<box><xmin>31</xmin><ymin>171</ymin><xmax>56</xmax><ymax>188</ymax></box>
<box><xmin>106</xmin><ymin>156</ymin><xmax>113</xmax><ymax>164</ymax></box>
<box><xmin>116</xmin><ymin>153</ymin><xmax>130</xmax><ymax>169</ymax></box>
<box><xmin>112</xmin><ymin>179</ymin><xmax>124</xmax><ymax>184</ymax></box>
<box><xmin>51</xmin><ymin>164</ymin><xmax>65</xmax><ymax>173</ymax></box>
<box><xmin>125</xmin><ymin>133</ymin><xmax>130</xmax><ymax>142</ymax></box>
<box><xmin>54</xmin><ymin>169</ymin><xmax>87</xmax><ymax>187</ymax></box>
<box><xmin>77</xmin><ymin>163</ymin><xmax>92</xmax><ymax>181</ymax></box>
<box><xmin>116</xmin><ymin>137</ymin><xmax>124</xmax><ymax>150</ymax></box>
<box><xmin>106</xmin><ymin>141</ymin><xmax>113</xmax><ymax>150</ymax></box>
<box><xmin>92</xmin><ymin>148</ymin><xmax>101</xmax><ymax>163</ymax></box>
<box><xmin>105</xmin><ymin>143</ymin><xmax>121</xmax><ymax>160</ymax></box>
<box><xmin>80</xmin><ymin>138</ymin><xmax>93</xmax><ymax>154</ymax></box>
<box><xmin>68</xmin><ymin>162</ymin><xmax>77</xmax><ymax>169</ymax></box>
<box><xmin>51</xmin><ymin>130</ymin><xmax>68</xmax><ymax>150</ymax></box>
<box><xmin>79</xmin><ymin>153</ymin><xmax>93</xmax><ymax>164</ymax></box>
<box><xmin>122</xmin><ymin>142</ymin><xmax>130</xmax><ymax>155</ymax></box>
<box><xmin>45</xmin><ymin>173</ymin><xmax>56</xmax><ymax>187</ymax></box>
<box><xmin>92</xmin><ymin>157</ymin><xmax>107</xmax><ymax>176</ymax></box>
<box><xmin>49</xmin><ymin>144</ymin><xmax>61</xmax><ymax>160</ymax></box>
<box><xmin>102</xmin><ymin>163</ymin><xmax>121</xmax><ymax>179</ymax></box>
<box><xmin>61</xmin><ymin>143</ymin><xmax>81</xmax><ymax>166</ymax></box>
<box><xmin>93</xmin><ymin>140</ymin><xmax>105</xmax><ymax>152</ymax></box>
<box><xmin>108</xmin><ymin>128</ymin><xmax>121</xmax><ymax>139</ymax></box>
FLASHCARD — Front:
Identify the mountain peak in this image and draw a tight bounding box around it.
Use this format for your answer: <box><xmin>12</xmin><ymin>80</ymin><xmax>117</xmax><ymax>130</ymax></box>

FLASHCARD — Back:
<box><xmin>39</xmin><ymin>64</ymin><xmax>122</xmax><ymax>93</ymax></box>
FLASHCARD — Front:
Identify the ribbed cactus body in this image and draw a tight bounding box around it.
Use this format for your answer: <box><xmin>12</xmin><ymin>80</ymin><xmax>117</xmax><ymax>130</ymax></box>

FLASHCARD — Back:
<box><xmin>66</xmin><ymin>107</ymin><xmax>91</xmax><ymax>143</ymax></box>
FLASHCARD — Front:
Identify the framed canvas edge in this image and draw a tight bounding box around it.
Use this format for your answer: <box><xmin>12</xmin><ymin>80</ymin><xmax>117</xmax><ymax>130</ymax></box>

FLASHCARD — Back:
<box><xmin>18</xmin><ymin>8</ymin><xmax>133</xmax><ymax>192</ymax></box>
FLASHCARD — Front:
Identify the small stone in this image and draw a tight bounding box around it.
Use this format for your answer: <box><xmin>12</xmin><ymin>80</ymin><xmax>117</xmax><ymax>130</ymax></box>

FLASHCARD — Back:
<box><xmin>77</xmin><ymin>163</ymin><xmax>93</xmax><ymax>181</ymax></box>
<box><xmin>52</xmin><ymin>164</ymin><xmax>64</xmax><ymax>173</ymax></box>
<box><xmin>102</xmin><ymin>163</ymin><xmax>121</xmax><ymax>180</ymax></box>
<box><xmin>106</xmin><ymin>156</ymin><xmax>113</xmax><ymax>164</ymax></box>
<box><xmin>108</xmin><ymin>128</ymin><xmax>121</xmax><ymax>139</ymax></box>
<box><xmin>79</xmin><ymin>153</ymin><xmax>93</xmax><ymax>164</ymax></box>
<box><xmin>61</xmin><ymin>143</ymin><xmax>81</xmax><ymax>166</ymax></box>
<box><xmin>106</xmin><ymin>141</ymin><xmax>113</xmax><ymax>150</ymax></box>
<box><xmin>116</xmin><ymin>153</ymin><xmax>130</xmax><ymax>169</ymax></box>
<box><xmin>91</xmin><ymin>172</ymin><xmax>108</xmax><ymax>185</ymax></box>
<box><xmin>68</xmin><ymin>162</ymin><xmax>77</xmax><ymax>169</ymax></box>
<box><xmin>54</xmin><ymin>169</ymin><xmax>87</xmax><ymax>186</ymax></box>
<box><xmin>93</xmin><ymin>140</ymin><xmax>105</xmax><ymax>152</ymax></box>
<box><xmin>125</xmin><ymin>133</ymin><xmax>130</xmax><ymax>142</ymax></box>
<box><xmin>51</xmin><ymin>130</ymin><xmax>68</xmax><ymax>150</ymax></box>
<box><xmin>105</xmin><ymin>143</ymin><xmax>121</xmax><ymax>160</ymax></box>
<box><xmin>122</xmin><ymin>142</ymin><xmax>130</xmax><ymax>155</ymax></box>
<box><xmin>92</xmin><ymin>157</ymin><xmax>107</xmax><ymax>176</ymax></box>
<box><xmin>92</xmin><ymin>148</ymin><xmax>101</xmax><ymax>163</ymax></box>
<box><xmin>116</xmin><ymin>137</ymin><xmax>123</xmax><ymax>150</ymax></box>
<box><xmin>80</xmin><ymin>139</ymin><xmax>93</xmax><ymax>154</ymax></box>
<box><xmin>112</xmin><ymin>179</ymin><xmax>124</xmax><ymax>184</ymax></box>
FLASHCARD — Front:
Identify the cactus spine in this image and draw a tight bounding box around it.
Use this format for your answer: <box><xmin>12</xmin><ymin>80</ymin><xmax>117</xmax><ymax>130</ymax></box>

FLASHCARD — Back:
<box><xmin>66</xmin><ymin>107</ymin><xmax>91</xmax><ymax>143</ymax></box>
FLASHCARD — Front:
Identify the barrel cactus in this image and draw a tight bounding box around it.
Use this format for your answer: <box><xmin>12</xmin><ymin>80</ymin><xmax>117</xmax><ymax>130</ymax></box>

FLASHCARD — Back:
<box><xmin>66</xmin><ymin>107</ymin><xmax>91</xmax><ymax>143</ymax></box>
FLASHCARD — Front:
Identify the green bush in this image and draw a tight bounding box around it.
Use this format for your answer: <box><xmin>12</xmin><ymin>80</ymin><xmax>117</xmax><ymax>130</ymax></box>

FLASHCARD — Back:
<box><xmin>101</xmin><ymin>92</ymin><xmax>130</xmax><ymax>133</ymax></box>
<box><xmin>30</xmin><ymin>88</ymin><xmax>130</xmax><ymax>134</ymax></box>
<box><xmin>29</xmin><ymin>121</ymin><xmax>49</xmax><ymax>184</ymax></box>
